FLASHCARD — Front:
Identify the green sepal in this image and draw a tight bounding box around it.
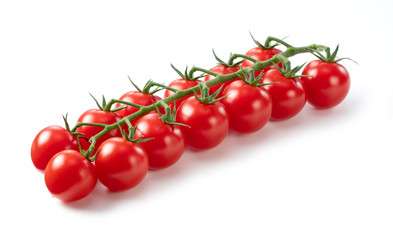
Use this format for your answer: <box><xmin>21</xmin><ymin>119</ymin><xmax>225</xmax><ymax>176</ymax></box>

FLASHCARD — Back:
<box><xmin>272</xmin><ymin>55</ymin><xmax>307</xmax><ymax>79</ymax></box>
<box><xmin>118</xmin><ymin>119</ymin><xmax>154</xmax><ymax>144</ymax></box>
<box><xmin>194</xmin><ymin>82</ymin><xmax>227</xmax><ymax>105</ymax></box>
<box><xmin>249</xmin><ymin>32</ymin><xmax>279</xmax><ymax>50</ymax></box>
<box><xmin>89</xmin><ymin>93</ymin><xmax>118</xmax><ymax>112</ymax></box>
<box><xmin>63</xmin><ymin>113</ymin><xmax>88</xmax><ymax>139</ymax></box>
<box><xmin>75</xmin><ymin>135</ymin><xmax>97</xmax><ymax>162</ymax></box>
<box><xmin>212</xmin><ymin>49</ymin><xmax>244</xmax><ymax>68</ymax></box>
<box><xmin>171</xmin><ymin>64</ymin><xmax>204</xmax><ymax>81</ymax></box>
<box><xmin>154</xmin><ymin>101</ymin><xmax>190</xmax><ymax>128</ymax></box>
<box><xmin>235</xmin><ymin>67</ymin><xmax>263</xmax><ymax>86</ymax></box>
<box><xmin>310</xmin><ymin>45</ymin><xmax>358</xmax><ymax>64</ymax></box>
<box><xmin>128</xmin><ymin>76</ymin><xmax>163</xmax><ymax>95</ymax></box>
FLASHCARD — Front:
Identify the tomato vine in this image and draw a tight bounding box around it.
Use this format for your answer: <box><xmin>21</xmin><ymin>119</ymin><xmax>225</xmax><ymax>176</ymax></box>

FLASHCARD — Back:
<box><xmin>71</xmin><ymin>41</ymin><xmax>331</xmax><ymax>158</ymax></box>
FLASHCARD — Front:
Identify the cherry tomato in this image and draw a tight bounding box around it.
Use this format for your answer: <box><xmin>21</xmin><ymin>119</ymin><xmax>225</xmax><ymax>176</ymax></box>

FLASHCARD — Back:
<box><xmin>95</xmin><ymin>137</ymin><xmax>149</xmax><ymax>191</ymax></box>
<box><xmin>31</xmin><ymin>126</ymin><xmax>79</xmax><ymax>170</ymax></box>
<box><xmin>262</xmin><ymin>68</ymin><xmax>306</xmax><ymax>120</ymax></box>
<box><xmin>45</xmin><ymin>150</ymin><xmax>97</xmax><ymax>202</ymax></box>
<box><xmin>221</xmin><ymin>80</ymin><xmax>272</xmax><ymax>133</ymax></box>
<box><xmin>176</xmin><ymin>96</ymin><xmax>229</xmax><ymax>150</ymax></box>
<box><xmin>301</xmin><ymin>60</ymin><xmax>350</xmax><ymax>109</ymax></box>
<box><xmin>114</xmin><ymin>91</ymin><xmax>162</xmax><ymax>124</ymax></box>
<box><xmin>163</xmin><ymin>79</ymin><xmax>200</xmax><ymax>109</ymax></box>
<box><xmin>75</xmin><ymin>109</ymin><xmax>122</xmax><ymax>153</ymax></box>
<box><xmin>204</xmin><ymin>65</ymin><xmax>241</xmax><ymax>96</ymax></box>
<box><xmin>135</xmin><ymin>113</ymin><xmax>185</xmax><ymax>170</ymax></box>
<box><xmin>241</xmin><ymin>47</ymin><xmax>282</xmax><ymax>76</ymax></box>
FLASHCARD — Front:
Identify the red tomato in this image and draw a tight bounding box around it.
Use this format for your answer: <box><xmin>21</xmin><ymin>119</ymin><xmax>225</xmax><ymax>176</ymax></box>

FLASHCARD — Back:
<box><xmin>221</xmin><ymin>80</ymin><xmax>272</xmax><ymax>133</ymax></box>
<box><xmin>135</xmin><ymin>113</ymin><xmax>185</xmax><ymax>170</ymax></box>
<box><xmin>45</xmin><ymin>150</ymin><xmax>97</xmax><ymax>202</ymax></box>
<box><xmin>114</xmin><ymin>91</ymin><xmax>162</xmax><ymax>124</ymax></box>
<box><xmin>95</xmin><ymin>137</ymin><xmax>149</xmax><ymax>191</ymax></box>
<box><xmin>75</xmin><ymin>109</ymin><xmax>122</xmax><ymax>153</ymax></box>
<box><xmin>301</xmin><ymin>60</ymin><xmax>350</xmax><ymax>109</ymax></box>
<box><xmin>31</xmin><ymin>126</ymin><xmax>79</xmax><ymax>170</ymax></box>
<box><xmin>241</xmin><ymin>47</ymin><xmax>282</xmax><ymax>76</ymax></box>
<box><xmin>176</xmin><ymin>96</ymin><xmax>229</xmax><ymax>150</ymax></box>
<box><xmin>163</xmin><ymin>79</ymin><xmax>200</xmax><ymax>109</ymax></box>
<box><xmin>204</xmin><ymin>65</ymin><xmax>241</xmax><ymax>96</ymax></box>
<box><xmin>262</xmin><ymin>68</ymin><xmax>306</xmax><ymax>120</ymax></box>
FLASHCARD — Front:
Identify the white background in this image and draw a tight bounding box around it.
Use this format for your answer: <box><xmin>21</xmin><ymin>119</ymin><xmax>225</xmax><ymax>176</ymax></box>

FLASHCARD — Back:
<box><xmin>1</xmin><ymin>0</ymin><xmax>392</xmax><ymax>239</ymax></box>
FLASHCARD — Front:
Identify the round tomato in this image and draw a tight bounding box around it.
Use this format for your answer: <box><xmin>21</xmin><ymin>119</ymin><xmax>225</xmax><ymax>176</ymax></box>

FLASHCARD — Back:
<box><xmin>301</xmin><ymin>60</ymin><xmax>350</xmax><ymax>109</ymax></box>
<box><xmin>204</xmin><ymin>65</ymin><xmax>241</xmax><ymax>96</ymax></box>
<box><xmin>176</xmin><ymin>96</ymin><xmax>229</xmax><ymax>150</ymax></box>
<box><xmin>262</xmin><ymin>68</ymin><xmax>306</xmax><ymax>120</ymax></box>
<box><xmin>114</xmin><ymin>91</ymin><xmax>162</xmax><ymax>124</ymax></box>
<box><xmin>44</xmin><ymin>150</ymin><xmax>97</xmax><ymax>202</ymax></box>
<box><xmin>135</xmin><ymin>113</ymin><xmax>185</xmax><ymax>170</ymax></box>
<box><xmin>95</xmin><ymin>137</ymin><xmax>149</xmax><ymax>191</ymax></box>
<box><xmin>163</xmin><ymin>79</ymin><xmax>200</xmax><ymax>109</ymax></box>
<box><xmin>75</xmin><ymin>109</ymin><xmax>122</xmax><ymax>153</ymax></box>
<box><xmin>221</xmin><ymin>80</ymin><xmax>272</xmax><ymax>133</ymax></box>
<box><xmin>241</xmin><ymin>47</ymin><xmax>282</xmax><ymax>76</ymax></box>
<box><xmin>31</xmin><ymin>126</ymin><xmax>79</xmax><ymax>170</ymax></box>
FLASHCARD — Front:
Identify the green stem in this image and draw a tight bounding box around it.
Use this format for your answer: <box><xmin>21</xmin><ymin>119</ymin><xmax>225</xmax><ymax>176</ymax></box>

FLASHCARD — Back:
<box><xmin>149</xmin><ymin>81</ymin><xmax>179</xmax><ymax>93</ymax></box>
<box><xmin>71</xmin><ymin>122</ymin><xmax>108</xmax><ymax>132</ymax></box>
<box><xmin>81</xmin><ymin>43</ymin><xmax>327</xmax><ymax>157</ymax></box>
<box><xmin>264</xmin><ymin>36</ymin><xmax>293</xmax><ymax>48</ymax></box>
<box><xmin>189</xmin><ymin>66</ymin><xmax>219</xmax><ymax>78</ymax></box>
<box><xmin>102</xmin><ymin>99</ymin><xmax>144</xmax><ymax>112</ymax></box>
<box><xmin>229</xmin><ymin>53</ymin><xmax>258</xmax><ymax>63</ymax></box>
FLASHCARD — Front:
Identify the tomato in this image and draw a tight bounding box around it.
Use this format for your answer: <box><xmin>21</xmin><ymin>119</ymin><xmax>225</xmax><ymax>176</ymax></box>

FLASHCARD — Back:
<box><xmin>135</xmin><ymin>113</ymin><xmax>185</xmax><ymax>169</ymax></box>
<box><xmin>241</xmin><ymin>47</ymin><xmax>282</xmax><ymax>76</ymax></box>
<box><xmin>301</xmin><ymin>60</ymin><xmax>350</xmax><ymax>109</ymax></box>
<box><xmin>31</xmin><ymin>126</ymin><xmax>79</xmax><ymax>171</ymax></box>
<box><xmin>114</xmin><ymin>91</ymin><xmax>162</xmax><ymax>124</ymax></box>
<box><xmin>95</xmin><ymin>137</ymin><xmax>149</xmax><ymax>191</ymax></box>
<box><xmin>163</xmin><ymin>79</ymin><xmax>200</xmax><ymax>109</ymax></box>
<box><xmin>176</xmin><ymin>96</ymin><xmax>229</xmax><ymax>150</ymax></box>
<box><xmin>221</xmin><ymin>80</ymin><xmax>272</xmax><ymax>133</ymax></box>
<box><xmin>261</xmin><ymin>68</ymin><xmax>306</xmax><ymax>120</ymax></box>
<box><xmin>204</xmin><ymin>65</ymin><xmax>241</xmax><ymax>96</ymax></box>
<box><xmin>75</xmin><ymin>109</ymin><xmax>122</xmax><ymax>153</ymax></box>
<box><xmin>44</xmin><ymin>150</ymin><xmax>97</xmax><ymax>202</ymax></box>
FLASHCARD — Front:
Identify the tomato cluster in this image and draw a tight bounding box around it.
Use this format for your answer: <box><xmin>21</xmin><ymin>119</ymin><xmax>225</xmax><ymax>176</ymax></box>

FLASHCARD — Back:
<box><xmin>31</xmin><ymin>36</ymin><xmax>351</xmax><ymax>202</ymax></box>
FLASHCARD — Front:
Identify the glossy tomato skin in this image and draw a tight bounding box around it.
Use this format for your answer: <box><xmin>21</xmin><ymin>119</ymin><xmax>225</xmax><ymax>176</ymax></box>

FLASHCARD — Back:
<box><xmin>31</xmin><ymin>126</ymin><xmax>79</xmax><ymax>170</ymax></box>
<box><xmin>241</xmin><ymin>47</ymin><xmax>283</xmax><ymax>75</ymax></box>
<box><xmin>114</xmin><ymin>91</ymin><xmax>162</xmax><ymax>124</ymax></box>
<box><xmin>301</xmin><ymin>60</ymin><xmax>350</xmax><ymax>109</ymax></box>
<box><xmin>163</xmin><ymin>79</ymin><xmax>200</xmax><ymax>109</ymax></box>
<box><xmin>176</xmin><ymin>97</ymin><xmax>229</xmax><ymax>150</ymax></box>
<box><xmin>75</xmin><ymin>109</ymin><xmax>122</xmax><ymax>153</ymax></box>
<box><xmin>204</xmin><ymin>65</ymin><xmax>241</xmax><ymax>96</ymax></box>
<box><xmin>262</xmin><ymin>68</ymin><xmax>306</xmax><ymax>120</ymax></box>
<box><xmin>135</xmin><ymin>113</ymin><xmax>185</xmax><ymax>170</ymax></box>
<box><xmin>221</xmin><ymin>80</ymin><xmax>273</xmax><ymax>133</ymax></box>
<box><xmin>95</xmin><ymin>137</ymin><xmax>148</xmax><ymax>191</ymax></box>
<box><xmin>45</xmin><ymin>150</ymin><xmax>97</xmax><ymax>202</ymax></box>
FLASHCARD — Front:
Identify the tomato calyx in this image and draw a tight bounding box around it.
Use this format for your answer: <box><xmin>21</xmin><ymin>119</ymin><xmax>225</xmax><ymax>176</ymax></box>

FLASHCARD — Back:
<box><xmin>236</xmin><ymin>67</ymin><xmax>272</xmax><ymax>87</ymax></box>
<box><xmin>119</xmin><ymin>118</ymin><xmax>153</xmax><ymax>144</ymax></box>
<box><xmin>128</xmin><ymin>76</ymin><xmax>163</xmax><ymax>95</ymax></box>
<box><xmin>62</xmin><ymin>113</ymin><xmax>88</xmax><ymax>141</ymax></box>
<box><xmin>89</xmin><ymin>93</ymin><xmax>125</xmax><ymax>112</ymax></box>
<box><xmin>194</xmin><ymin>82</ymin><xmax>227</xmax><ymax>105</ymax></box>
<box><xmin>311</xmin><ymin>45</ymin><xmax>357</xmax><ymax>64</ymax></box>
<box><xmin>212</xmin><ymin>49</ymin><xmax>244</xmax><ymax>68</ymax></box>
<box><xmin>171</xmin><ymin>64</ymin><xmax>204</xmax><ymax>81</ymax></box>
<box><xmin>154</xmin><ymin>100</ymin><xmax>190</xmax><ymax>127</ymax></box>
<box><xmin>272</xmin><ymin>55</ymin><xmax>308</xmax><ymax>79</ymax></box>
